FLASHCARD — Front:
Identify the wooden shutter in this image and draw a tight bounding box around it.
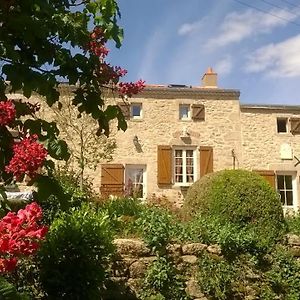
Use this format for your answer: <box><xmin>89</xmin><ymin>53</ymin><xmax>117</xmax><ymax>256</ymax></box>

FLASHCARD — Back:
<box><xmin>192</xmin><ymin>104</ymin><xmax>205</xmax><ymax>121</ymax></box>
<box><xmin>253</xmin><ymin>170</ymin><xmax>275</xmax><ymax>188</ymax></box>
<box><xmin>290</xmin><ymin>118</ymin><xmax>300</xmax><ymax>135</ymax></box>
<box><xmin>200</xmin><ymin>146</ymin><xmax>213</xmax><ymax>178</ymax></box>
<box><xmin>157</xmin><ymin>146</ymin><xmax>172</xmax><ymax>185</ymax></box>
<box><xmin>117</xmin><ymin>102</ymin><xmax>130</xmax><ymax>120</ymax></box>
<box><xmin>100</xmin><ymin>164</ymin><xmax>124</xmax><ymax>197</ymax></box>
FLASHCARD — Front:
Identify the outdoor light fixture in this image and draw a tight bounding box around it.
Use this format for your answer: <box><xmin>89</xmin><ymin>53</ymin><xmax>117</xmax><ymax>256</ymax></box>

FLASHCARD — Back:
<box><xmin>133</xmin><ymin>135</ymin><xmax>139</xmax><ymax>145</ymax></box>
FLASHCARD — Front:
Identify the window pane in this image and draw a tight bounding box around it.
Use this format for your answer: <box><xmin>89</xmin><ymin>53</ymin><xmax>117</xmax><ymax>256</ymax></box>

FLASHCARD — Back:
<box><xmin>176</xmin><ymin>175</ymin><xmax>183</xmax><ymax>182</ymax></box>
<box><xmin>279</xmin><ymin>191</ymin><xmax>285</xmax><ymax>205</ymax></box>
<box><xmin>132</xmin><ymin>104</ymin><xmax>141</xmax><ymax>117</ymax></box>
<box><xmin>186</xmin><ymin>150</ymin><xmax>193</xmax><ymax>157</ymax></box>
<box><xmin>179</xmin><ymin>105</ymin><xmax>189</xmax><ymax>119</ymax></box>
<box><xmin>277</xmin><ymin>118</ymin><xmax>287</xmax><ymax>133</ymax></box>
<box><xmin>285</xmin><ymin>175</ymin><xmax>292</xmax><ymax>189</ymax></box>
<box><xmin>277</xmin><ymin>175</ymin><xmax>284</xmax><ymax>189</ymax></box>
<box><xmin>286</xmin><ymin>191</ymin><xmax>293</xmax><ymax>206</ymax></box>
<box><xmin>175</xmin><ymin>150</ymin><xmax>182</xmax><ymax>157</ymax></box>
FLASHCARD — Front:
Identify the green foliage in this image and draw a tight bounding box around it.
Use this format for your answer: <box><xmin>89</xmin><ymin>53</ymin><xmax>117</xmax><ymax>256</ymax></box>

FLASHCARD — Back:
<box><xmin>0</xmin><ymin>276</ymin><xmax>29</xmax><ymax>300</ymax></box>
<box><xmin>198</xmin><ymin>253</ymin><xmax>237</xmax><ymax>300</ymax></box>
<box><xmin>39</xmin><ymin>204</ymin><xmax>114</xmax><ymax>299</ymax></box>
<box><xmin>263</xmin><ymin>246</ymin><xmax>300</xmax><ymax>300</ymax></box>
<box><xmin>98</xmin><ymin>197</ymin><xmax>144</xmax><ymax>237</ymax></box>
<box><xmin>35</xmin><ymin>168</ymin><xmax>94</xmax><ymax>224</ymax></box>
<box><xmin>0</xmin><ymin>0</ymin><xmax>125</xmax><ymax>135</ymax></box>
<box><xmin>4</xmin><ymin>257</ymin><xmax>44</xmax><ymax>299</ymax></box>
<box><xmin>286</xmin><ymin>214</ymin><xmax>300</xmax><ymax>235</ymax></box>
<box><xmin>184</xmin><ymin>169</ymin><xmax>285</xmax><ymax>250</ymax></box>
<box><xmin>136</xmin><ymin>207</ymin><xmax>181</xmax><ymax>254</ymax></box>
<box><xmin>140</xmin><ymin>256</ymin><xmax>189</xmax><ymax>300</ymax></box>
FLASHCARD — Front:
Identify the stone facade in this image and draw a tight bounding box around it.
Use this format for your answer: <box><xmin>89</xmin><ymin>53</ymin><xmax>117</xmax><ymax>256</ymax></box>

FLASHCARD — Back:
<box><xmin>101</xmin><ymin>75</ymin><xmax>300</xmax><ymax>209</ymax></box>
<box><xmin>8</xmin><ymin>69</ymin><xmax>300</xmax><ymax>209</ymax></box>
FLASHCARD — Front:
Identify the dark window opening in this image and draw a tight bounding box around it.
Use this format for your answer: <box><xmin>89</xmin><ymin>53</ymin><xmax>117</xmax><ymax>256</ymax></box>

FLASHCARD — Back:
<box><xmin>277</xmin><ymin>118</ymin><xmax>287</xmax><ymax>133</ymax></box>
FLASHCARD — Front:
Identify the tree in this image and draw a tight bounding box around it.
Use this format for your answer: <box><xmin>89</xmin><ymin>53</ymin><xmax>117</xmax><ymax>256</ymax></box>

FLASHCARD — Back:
<box><xmin>48</xmin><ymin>94</ymin><xmax>116</xmax><ymax>188</ymax></box>
<box><xmin>0</xmin><ymin>0</ymin><xmax>144</xmax><ymax>188</ymax></box>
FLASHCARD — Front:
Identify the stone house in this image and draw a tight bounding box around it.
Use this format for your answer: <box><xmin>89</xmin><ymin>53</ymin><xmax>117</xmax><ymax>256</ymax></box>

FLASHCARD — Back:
<box><xmin>100</xmin><ymin>68</ymin><xmax>300</xmax><ymax>210</ymax></box>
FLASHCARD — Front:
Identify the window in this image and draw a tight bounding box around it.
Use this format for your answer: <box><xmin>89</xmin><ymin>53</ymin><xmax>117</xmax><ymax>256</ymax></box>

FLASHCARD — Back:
<box><xmin>179</xmin><ymin>104</ymin><xmax>191</xmax><ymax>120</ymax></box>
<box><xmin>125</xmin><ymin>165</ymin><xmax>146</xmax><ymax>198</ymax></box>
<box><xmin>277</xmin><ymin>118</ymin><xmax>287</xmax><ymax>133</ymax></box>
<box><xmin>131</xmin><ymin>103</ymin><xmax>142</xmax><ymax>119</ymax></box>
<box><xmin>174</xmin><ymin>149</ymin><xmax>196</xmax><ymax>185</ymax></box>
<box><xmin>277</xmin><ymin>174</ymin><xmax>297</xmax><ymax>207</ymax></box>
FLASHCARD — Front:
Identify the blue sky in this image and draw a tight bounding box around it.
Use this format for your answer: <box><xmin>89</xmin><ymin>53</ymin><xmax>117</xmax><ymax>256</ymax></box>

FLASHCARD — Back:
<box><xmin>108</xmin><ymin>0</ymin><xmax>300</xmax><ymax>105</ymax></box>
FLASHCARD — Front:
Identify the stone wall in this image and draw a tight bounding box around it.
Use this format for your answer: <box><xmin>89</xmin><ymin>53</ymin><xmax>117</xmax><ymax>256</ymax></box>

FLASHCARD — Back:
<box><xmin>108</xmin><ymin>236</ymin><xmax>300</xmax><ymax>300</ymax></box>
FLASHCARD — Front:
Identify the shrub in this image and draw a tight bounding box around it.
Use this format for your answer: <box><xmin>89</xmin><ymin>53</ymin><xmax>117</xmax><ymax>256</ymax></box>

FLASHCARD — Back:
<box><xmin>140</xmin><ymin>256</ymin><xmax>189</xmax><ymax>300</ymax></box>
<box><xmin>184</xmin><ymin>169</ymin><xmax>285</xmax><ymax>249</ymax></box>
<box><xmin>136</xmin><ymin>207</ymin><xmax>182</xmax><ymax>254</ymax></box>
<box><xmin>39</xmin><ymin>204</ymin><xmax>114</xmax><ymax>299</ymax></box>
<box><xmin>36</xmin><ymin>167</ymin><xmax>95</xmax><ymax>224</ymax></box>
<box><xmin>286</xmin><ymin>214</ymin><xmax>300</xmax><ymax>235</ymax></box>
<box><xmin>98</xmin><ymin>197</ymin><xmax>144</xmax><ymax>237</ymax></box>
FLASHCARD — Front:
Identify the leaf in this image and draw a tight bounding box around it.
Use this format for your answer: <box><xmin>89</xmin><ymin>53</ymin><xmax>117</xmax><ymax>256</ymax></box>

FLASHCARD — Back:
<box><xmin>47</xmin><ymin>138</ymin><xmax>71</xmax><ymax>161</ymax></box>
<box><xmin>0</xmin><ymin>277</ymin><xmax>29</xmax><ymax>300</ymax></box>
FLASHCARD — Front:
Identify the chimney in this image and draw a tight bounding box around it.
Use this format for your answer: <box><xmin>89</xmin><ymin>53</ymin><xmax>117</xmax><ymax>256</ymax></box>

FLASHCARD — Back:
<box><xmin>201</xmin><ymin>67</ymin><xmax>217</xmax><ymax>88</ymax></box>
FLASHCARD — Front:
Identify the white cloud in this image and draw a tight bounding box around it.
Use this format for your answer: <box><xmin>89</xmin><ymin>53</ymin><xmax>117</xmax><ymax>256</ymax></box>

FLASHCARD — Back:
<box><xmin>245</xmin><ymin>34</ymin><xmax>300</xmax><ymax>77</ymax></box>
<box><xmin>206</xmin><ymin>8</ymin><xmax>299</xmax><ymax>49</ymax></box>
<box><xmin>215</xmin><ymin>56</ymin><xmax>233</xmax><ymax>75</ymax></box>
<box><xmin>178</xmin><ymin>17</ymin><xmax>208</xmax><ymax>36</ymax></box>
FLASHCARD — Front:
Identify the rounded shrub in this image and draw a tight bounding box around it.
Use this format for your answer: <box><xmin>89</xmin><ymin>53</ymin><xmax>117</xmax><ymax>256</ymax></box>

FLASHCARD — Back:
<box><xmin>183</xmin><ymin>169</ymin><xmax>285</xmax><ymax>249</ymax></box>
<box><xmin>39</xmin><ymin>203</ymin><xmax>114</xmax><ymax>299</ymax></box>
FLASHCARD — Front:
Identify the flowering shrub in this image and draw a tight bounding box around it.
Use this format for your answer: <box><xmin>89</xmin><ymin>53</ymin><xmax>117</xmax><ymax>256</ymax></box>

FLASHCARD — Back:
<box><xmin>5</xmin><ymin>135</ymin><xmax>48</xmax><ymax>181</ymax></box>
<box><xmin>0</xmin><ymin>202</ymin><xmax>48</xmax><ymax>273</ymax></box>
<box><xmin>118</xmin><ymin>79</ymin><xmax>146</xmax><ymax>97</ymax></box>
<box><xmin>0</xmin><ymin>100</ymin><xmax>16</xmax><ymax>126</ymax></box>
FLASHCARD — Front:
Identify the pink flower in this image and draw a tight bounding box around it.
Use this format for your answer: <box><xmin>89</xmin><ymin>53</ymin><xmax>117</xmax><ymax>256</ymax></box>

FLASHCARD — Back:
<box><xmin>5</xmin><ymin>135</ymin><xmax>47</xmax><ymax>180</ymax></box>
<box><xmin>0</xmin><ymin>100</ymin><xmax>16</xmax><ymax>126</ymax></box>
<box><xmin>118</xmin><ymin>80</ymin><xmax>146</xmax><ymax>97</ymax></box>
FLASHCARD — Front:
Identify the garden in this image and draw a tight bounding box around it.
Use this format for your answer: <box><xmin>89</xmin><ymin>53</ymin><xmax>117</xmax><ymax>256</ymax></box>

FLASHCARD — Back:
<box><xmin>1</xmin><ymin>1</ymin><xmax>300</xmax><ymax>299</ymax></box>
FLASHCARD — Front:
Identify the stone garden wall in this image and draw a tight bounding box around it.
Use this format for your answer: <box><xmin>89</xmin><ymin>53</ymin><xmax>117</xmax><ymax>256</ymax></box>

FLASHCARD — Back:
<box><xmin>107</xmin><ymin>235</ymin><xmax>300</xmax><ymax>300</ymax></box>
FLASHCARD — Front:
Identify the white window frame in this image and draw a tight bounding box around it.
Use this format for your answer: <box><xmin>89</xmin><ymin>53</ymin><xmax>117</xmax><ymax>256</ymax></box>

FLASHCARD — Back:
<box><xmin>173</xmin><ymin>148</ymin><xmax>197</xmax><ymax>186</ymax></box>
<box><xmin>276</xmin><ymin>172</ymin><xmax>298</xmax><ymax>210</ymax></box>
<box><xmin>131</xmin><ymin>103</ymin><xmax>142</xmax><ymax>119</ymax></box>
<box><xmin>124</xmin><ymin>164</ymin><xmax>146</xmax><ymax>199</ymax></box>
<box><xmin>179</xmin><ymin>104</ymin><xmax>191</xmax><ymax>120</ymax></box>
<box><xmin>277</xmin><ymin>117</ymin><xmax>288</xmax><ymax>133</ymax></box>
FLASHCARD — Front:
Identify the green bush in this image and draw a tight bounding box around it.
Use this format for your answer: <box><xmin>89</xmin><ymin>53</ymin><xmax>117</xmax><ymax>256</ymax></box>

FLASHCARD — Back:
<box><xmin>39</xmin><ymin>204</ymin><xmax>114</xmax><ymax>299</ymax></box>
<box><xmin>136</xmin><ymin>207</ymin><xmax>182</xmax><ymax>254</ymax></box>
<box><xmin>36</xmin><ymin>168</ymin><xmax>95</xmax><ymax>224</ymax></box>
<box><xmin>286</xmin><ymin>214</ymin><xmax>300</xmax><ymax>235</ymax></box>
<box><xmin>98</xmin><ymin>197</ymin><xmax>144</xmax><ymax>237</ymax></box>
<box><xmin>140</xmin><ymin>256</ymin><xmax>189</xmax><ymax>300</ymax></box>
<box><xmin>184</xmin><ymin>169</ymin><xmax>285</xmax><ymax>249</ymax></box>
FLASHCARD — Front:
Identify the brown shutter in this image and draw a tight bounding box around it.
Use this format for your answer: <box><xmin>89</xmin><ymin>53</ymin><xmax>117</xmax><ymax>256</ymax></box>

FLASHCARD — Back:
<box><xmin>192</xmin><ymin>104</ymin><xmax>205</xmax><ymax>121</ymax></box>
<box><xmin>157</xmin><ymin>146</ymin><xmax>172</xmax><ymax>185</ymax></box>
<box><xmin>290</xmin><ymin>118</ymin><xmax>300</xmax><ymax>135</ymax></box>
<box><xmin>200</xmin><ymin>146</ymin><xmax>213</xmax><ymax>178</ymax></box>
<box><xmin>253</xmin><ymin>170</ymin><xmax>275</xmax><ymax>188</ymax></box>
<box><xmin>117</xmin><ymin>102</ymin><xmax>130</xmax><ymax>120</ymax></box>
<box><xmin>100</xmin><ymin>164</ymin><xmax>124</xmax><ymax>197</ymax></box>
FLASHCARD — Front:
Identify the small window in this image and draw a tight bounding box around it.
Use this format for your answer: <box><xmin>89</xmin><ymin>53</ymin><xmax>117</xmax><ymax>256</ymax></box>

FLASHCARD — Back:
<box><xmin>174</xmin><ymin>148</ymin><xmax>196</xmax><ymax>185</ymax></box>
<box><xmin>179</xmin><ymin>104</ymin><xmax>191</xmax><ymax>120</ymax></box>
<box><xmin>277</xmin><ymin>118</ymin><xmax>287</xmax><ymax>133</ymax></box>
<box><xmin>131</xmin><ymin>103</ymin><xmax>142</xmax><ymax>119</ymax></box>
<box><xmin>277</xmin><ymin>174</ymin><xmax>296</xmax><ymax>206</ymax></box>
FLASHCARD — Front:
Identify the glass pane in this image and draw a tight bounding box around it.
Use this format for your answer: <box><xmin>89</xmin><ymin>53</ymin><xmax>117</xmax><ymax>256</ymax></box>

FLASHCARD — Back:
<box><xmin>277</xmin><ymin>175</ymin><xmax>284</xmax><ymax>189</ymax></box>
<box><xmin>175</xmin><ymin>175</ymin><xmax>183</xmax><ymax>182</ymax></box>
<box><xmin>180</xmin><ymin>105</ymin><xmax>189</xmax><ymax>119</ymax></box>
<box><xmin>279</xmin><ymin>191</ymin><xmax>285</xmax><ymax>205</ymax></box>
<box><xmin>132</xmin><ymin>105</ymin><xmax>141</xmax><ymax>117</ymax></box>
<box><xmin>186</xmin><ymin>150</ymin><xmax>193</xmax><ymax>157</ymax></box>
<box><xmin>285</xmin><ymin>175</ymin><xmax>292</xmax><ymax>189</ymax></box>
<box><xmin>133</xmin><ymin>184</ymin><xmax>143</xmax><ymax>198</ymax></box>
<box><xmin>286</xmin><ymin>191</ymin><xmax>293</xmax><ymax>206</ymax></box>
<box><xmin>187</xmin><ymin>175</ymin><xmax>194</xmax><ymax>183</ymax></box>
<box><xmin>277</xmin><ymin>118</ymin><xmax>287</xmax><ymax>133</ymax></box>
<box><xmin>175</xmin><ymin>150</ymin><xmax>182</xmax><ymax>157</ymax></box>
<box><xmin>186</xmin><ymin>157</ymin><xmax>193</xmax><ymax>165</ymax></box>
